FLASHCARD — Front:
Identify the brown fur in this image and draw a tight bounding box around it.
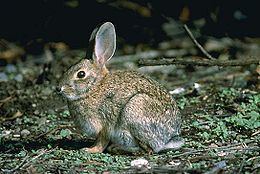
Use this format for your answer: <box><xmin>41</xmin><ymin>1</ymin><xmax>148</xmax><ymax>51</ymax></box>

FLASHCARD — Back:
<box><xmin>57</xmin><ymin>22</ymin><xmax>183</xmax><ymax>154</ymax></box>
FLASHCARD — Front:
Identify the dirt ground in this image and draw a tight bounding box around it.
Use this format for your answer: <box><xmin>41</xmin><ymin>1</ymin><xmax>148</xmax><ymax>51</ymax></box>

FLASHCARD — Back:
<box><xmin>0</xmin><ymin>36</ymin><xmax>259</xmax><ymax>173</ymax></box>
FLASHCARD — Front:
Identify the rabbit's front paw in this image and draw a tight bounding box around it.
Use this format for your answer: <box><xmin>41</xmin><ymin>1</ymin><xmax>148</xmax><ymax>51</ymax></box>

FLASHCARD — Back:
<box><xmin>83</xmin><ymin>129</ymin><xmax>110</xmax><ymax>153</ymax></box>
<box><xmin>83</xmin><ymin>146</ymin><xmax>104</xmax><ymax>153</ymax></box>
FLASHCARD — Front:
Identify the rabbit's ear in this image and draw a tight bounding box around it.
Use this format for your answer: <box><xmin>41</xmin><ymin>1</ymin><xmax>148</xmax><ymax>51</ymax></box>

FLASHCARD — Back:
<box><xmin>92</xmin><ymin>22</ymin><xmax>116</xmax><ymax>67</ymax></box>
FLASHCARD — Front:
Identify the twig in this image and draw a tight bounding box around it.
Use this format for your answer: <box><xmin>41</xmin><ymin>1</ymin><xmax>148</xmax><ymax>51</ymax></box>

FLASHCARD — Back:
<box><xmin>0</xmin><ymin>110</ymin><xmax>23</xmax><ymax>123</ymax></box>
<box><xmin>183</xmin><ymin>24</ymin><xmax>215</xmax><ymax>60</ymax></box>
<box><xmin>247</xmin><ymin>156</ymin><xmax>260</xmax><ymax>162</ymax></box>
<box><xmin>138</xmin><ymin>57</ymin><xmax>259</xmax><ymax>67</ymax></box>
<box><xmin>252</xmin><ymin>130</ymin><xmax>260</xmax><ymax>136</ymax></box>
<box><xmin>0</xmin><ymin>96</ymin><xmax>13</xmax><ymax>103</ymax></box>
<box><xmin>161</xmin><ymin>139</ymin><xmax>258</xmax><ymax>159</ymax></box>
<box><xmin>1</xmin><ymin>148</ymin><xmax>57</xmax><ymax>173</ymax></box>
<box><xmin>169</xmin><ymin>146</ymin><xmax>259</xmax><ymax>159</ymax></box>
<box><xmin>0</xmin><ymin>96</ymin><xmax>13</xmax><ymax>108</ymax></box>
<box><xmin>34</xmin><ymin>125</ymin><xmax>74</xmax><ymax>140</ymax></box>
<box><xmin>22</xmin><ymin>147</ymin><xmax>58</xmax><ymax>170</ymax></box>
<box><xmin>110</xmin><ymin>49</ymin><xmax>189</xmax><ymax>64</ymax></box>
<box><xmin>125</xmin><ymin>166</ymin><xmax>201</xmax><ymax>173</ymax></box>
<box><xmin>135</xmin><ymin>25</ymin><xmax>259</xmax><ymax>67</ymax></box>
<box><xmin>29</xmin><ymin>149</ymin><xmax>49</xmax><ymax>161</ymax></box>
<box><xmin>1</xmin><ymin>154</ymin><xmax>30</xmax><ymax>173</ymax></box>
<box><xmin>238</xmin><ymin>156</ymin><xmax>246</xmax><ymax>174</ymax></box>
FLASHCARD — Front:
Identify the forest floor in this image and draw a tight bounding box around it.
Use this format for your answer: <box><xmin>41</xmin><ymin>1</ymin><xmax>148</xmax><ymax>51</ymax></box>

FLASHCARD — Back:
<box><xmin>0</xmin><ymin>36</ymin><xmax>259</xmax><ymax>173</ymax></box>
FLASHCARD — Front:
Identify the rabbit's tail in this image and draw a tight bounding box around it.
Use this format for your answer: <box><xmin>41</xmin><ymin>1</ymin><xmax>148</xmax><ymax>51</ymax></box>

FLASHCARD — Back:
<box><xmin>156</xmin><ymin>136</ymin><xmax>184</xmax><ymax>153</ymax></box>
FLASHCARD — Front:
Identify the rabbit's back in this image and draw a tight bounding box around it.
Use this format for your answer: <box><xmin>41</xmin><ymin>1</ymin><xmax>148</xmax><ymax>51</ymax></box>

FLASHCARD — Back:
<box><xmin>70</xmin><ymin>70</ymin><xmax>180</xmax><ymax>126</ymax></box>
<box><xmin>97</xmin><ymin>70</ymin><xmax>177</xmax><ymax>108</ymax></box>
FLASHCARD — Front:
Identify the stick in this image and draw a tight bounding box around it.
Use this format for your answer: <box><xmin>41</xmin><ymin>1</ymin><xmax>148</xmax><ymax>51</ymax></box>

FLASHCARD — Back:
<box><xmin>238</xmin><ymin>157</ymin><xmax>246</xmax><ymax>174</ymax></box>
<box><xmin>1</xmin><ymin>155</ymin><xmax>30</xmax><ymax>173</ymax></box>
<box><xmin>167</xmin><ymin>146</ymin><xmax>259</xmax><ymax>159</ymax></box>
<box><xmin>22</xmin><ymin>148</ymin><xmax>58</xmax><ymax>170</ymax></box>
<box><xmin>1</xmin><ymin>148</ymin><xmax>57</xmax><ymax>173</ymax></box>
<box><xmin>138</xmin><ymin>57</ymin><xmax>259</xmax><ymax>67</ymax></box>
<box><xmin>0</xmin><ymin>110</ymin><xmax>23</xmax><ymax>123</ymax></box>
<box><xmin>183</xmin><ymin>24</ymin><xmax>215</xmax><ymax>60</ymax></box>
<box><xmin>34</xmin><ymin>125</ymin><xmax>74</xmax><ymax>139</ymax></box>
<box><xmin>157</xmin><ymin>139</ymin><xmax>258</xmax><ymax>158</ymax></box>
<box><xmin>110</xmin><ymin>48</ymin><xmax>189</xmax><ymax>64</ymax></box>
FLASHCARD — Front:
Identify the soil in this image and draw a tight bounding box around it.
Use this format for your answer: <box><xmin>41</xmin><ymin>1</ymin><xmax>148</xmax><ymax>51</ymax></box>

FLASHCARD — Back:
<box><xmin>0</xmin><ymin>38</ymin><xmax>259</xmax><ymax>173</ymax></box>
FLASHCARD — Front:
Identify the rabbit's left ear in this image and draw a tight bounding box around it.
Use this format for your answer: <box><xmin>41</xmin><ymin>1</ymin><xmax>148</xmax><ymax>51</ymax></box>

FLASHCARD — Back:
<box><xmin>92</xmin><ymin>22</ymin><xmax>116</xmax><ymax>67</ymax></box>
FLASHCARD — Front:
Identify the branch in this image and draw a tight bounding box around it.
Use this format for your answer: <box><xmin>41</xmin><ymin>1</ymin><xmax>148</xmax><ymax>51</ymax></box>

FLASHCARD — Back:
<box><xmin>161</xmin><ymin>139</ymin><xmax>258</xmax><ymax>159</ymax></box>
<box><xmin>138</xmin><ymin>57</ymin><xmax>259</xmax><ymax>67</ymax></box>
<box><xmin>1</xmin><ymin>155</ymin><xmax>30</xmax><ymax>173</ymax></box>
<box><xmin>110</xmin><ymin>49</ymin><xmax>190</xmax><ymax>64</ymax></box>
<box><xmin>183</xmin><ymin>24</ymin><xmax>215</xmax><ymax>60</ymax></box>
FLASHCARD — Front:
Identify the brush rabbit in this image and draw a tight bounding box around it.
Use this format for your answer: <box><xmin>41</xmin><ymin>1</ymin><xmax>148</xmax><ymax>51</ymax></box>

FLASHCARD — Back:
<box><xmin>57</xmin><ymin>22</ymin><xmax>183</xmax><ymax>154</ymax></box>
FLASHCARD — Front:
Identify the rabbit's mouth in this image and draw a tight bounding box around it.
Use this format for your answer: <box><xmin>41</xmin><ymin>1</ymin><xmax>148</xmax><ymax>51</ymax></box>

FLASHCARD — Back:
<box><xmin>57</xmin><ymin>86</ymin><xmax>82</xmax><ymax>101</ymax></box>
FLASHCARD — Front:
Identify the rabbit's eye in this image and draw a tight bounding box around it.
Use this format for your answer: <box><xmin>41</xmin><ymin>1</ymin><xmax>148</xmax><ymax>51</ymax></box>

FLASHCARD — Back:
<box><xmin>77</xmin><ymin>71</ymin><xmax>86</xmax><ymax>78</ymax></box>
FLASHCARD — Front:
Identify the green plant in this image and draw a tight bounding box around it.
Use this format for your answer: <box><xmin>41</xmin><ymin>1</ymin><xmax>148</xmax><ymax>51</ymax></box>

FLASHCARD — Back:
<box><xmin>225</xmin><ymin>93</ymin><xmax>260</xmax><ymax>130</ymax></box>
<box><xmin>212</xmin><ymin>121</ymin><xmax>229</xmax><ymax>140</ymax></box>
<box><xmin>59</xmin><ymin>129</ymin><xmax>72</xmax><ymax>138</ymax></box>
<box><xmin>177</xmin><ymin>97</ymin><xmax>188</xmax><ymax>110</ymax></box>
<box><xmin>218</xmin><ymin>87</ymin><xmax>239</xmax><ymax>102</ymax></box>
<box><xmin>225</xmin><ymin>111</ymin><xmax>260</xmax><ymax>130</ymax></box>
<box><xmin>60</xmin><ymin>110</ymin><xmax>70</xmax><ymax>118</ymax></box>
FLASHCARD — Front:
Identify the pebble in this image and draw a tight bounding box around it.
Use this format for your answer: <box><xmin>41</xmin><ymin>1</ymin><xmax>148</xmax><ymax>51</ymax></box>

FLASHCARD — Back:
<box><xmin>13</xmin><ymin>134</ymin><xmax>21</xmax><ymax>138</ymax></box>
<box><xmin>14</xmin><ymin>74</ymin><xmax>23</xmax><ymax>82</ymax></box>
<box><xmin>169</xmin><ymin>160</ymin><xmax>181</xmax><ymax>166</ymax></box>
<box><xmin>131</xmin><ymin>158</ymin><xmax>150</xmax><ymax>170</ymax></box>
<box><xmin>2</xmin><ymin>130</ymin><xmax>12</xmax><ymax>136</ymax></box>
<box><xmin>34</xmin><ymin>110</ymin><xmax>40</xmax><ymax>115</ymax></box>
<box><xmin>21</xmin><ymin>129</ymin><xmax>31</xmax><ymax>138</ymax></box>
<box><xmin>194</xmin><ymin>82</ymin><xmax>201</xmax><ymax>90</ymax></box>
<box><xmin>6</xmin><ymin>64</ymin><xmax>17</xmax><ymax>73</ymax></box>
<box><xmin>169</xmin><ymin>87</ymin><xmax>185</xmax><ymax>95</ymax></box>
<box><xmin>0</xmin><ymin>72</ymin><xmax>8</xmax><ymax>82</ymax></box>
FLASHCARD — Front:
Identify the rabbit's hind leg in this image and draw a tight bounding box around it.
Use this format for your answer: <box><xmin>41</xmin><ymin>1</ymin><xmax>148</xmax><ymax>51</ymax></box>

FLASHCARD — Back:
<box><xmin>123</xmin><ymin>93</ymin><xmax>179</xmax><ymax>153</ymax></box>
<box><xmin>106</xmin><ymin>144</ymin><xmax>142</xmax><ymax>155</ymax></box>
<box><xmin>156</xmin><ymin>136</ymin><xmax>184</xmax><ymax>153</ymax></box>
<box><xmin>108</xmin><ymin>129</ymin><xmax>142</xmax><ymax>154</ymax></box>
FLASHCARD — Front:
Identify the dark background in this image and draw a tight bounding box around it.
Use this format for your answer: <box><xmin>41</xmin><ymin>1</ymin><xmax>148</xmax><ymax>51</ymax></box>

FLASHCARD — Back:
<box><xmin>0</xmin><ymin>0</ymin><xmax>259</xmax><ymax>50</ymax></box>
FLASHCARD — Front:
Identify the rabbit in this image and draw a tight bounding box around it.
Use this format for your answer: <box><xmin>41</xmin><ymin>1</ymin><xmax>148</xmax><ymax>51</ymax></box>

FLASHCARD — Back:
<box><xmin>57</xmin><ymin>22</ymin><xmax>184</xmax><ymax>154</ymax></box>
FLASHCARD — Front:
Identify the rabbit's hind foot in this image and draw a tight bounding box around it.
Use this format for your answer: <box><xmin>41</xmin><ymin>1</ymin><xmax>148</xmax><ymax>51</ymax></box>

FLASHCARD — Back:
<box><xmin>83</xmin><ymin>146</ymin><xmax>104</xmax><ymax>153</ymax></box>
<box><xmin>106</xmin><ymin>144</ymin><xmax>142</xmax><ymax>155</ymax></box>
<box><xmin>155</xmin><ymin>136</ymin><xmax>184</xmax><ymax>153</ymax></box>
